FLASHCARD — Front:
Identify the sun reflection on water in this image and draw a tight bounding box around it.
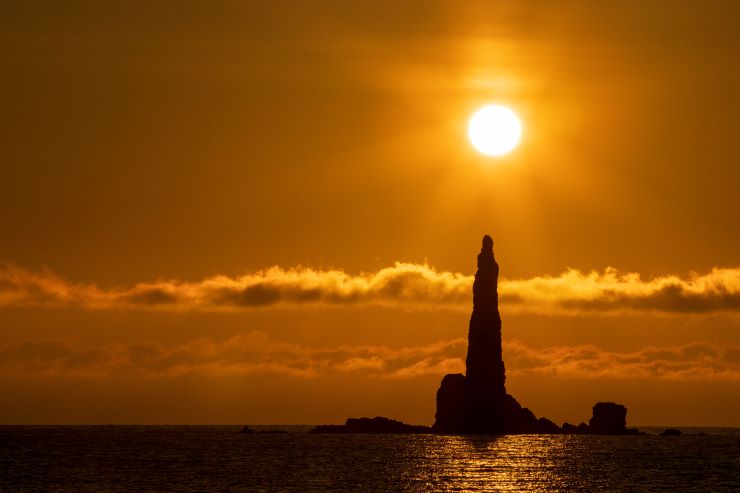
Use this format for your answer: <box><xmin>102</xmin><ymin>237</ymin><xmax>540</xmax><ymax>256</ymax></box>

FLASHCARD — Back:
<box><xmin>392</xmin><ymin>434</ymin><xmax>614</xmax><ymax>491</ymax></box>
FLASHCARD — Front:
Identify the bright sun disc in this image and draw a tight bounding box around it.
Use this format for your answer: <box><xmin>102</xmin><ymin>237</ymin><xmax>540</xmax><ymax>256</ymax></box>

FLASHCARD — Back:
<box><xmin>468</xmin><ymin>105</ymin><xmax>522</xmax><ymax>156</ymax></box>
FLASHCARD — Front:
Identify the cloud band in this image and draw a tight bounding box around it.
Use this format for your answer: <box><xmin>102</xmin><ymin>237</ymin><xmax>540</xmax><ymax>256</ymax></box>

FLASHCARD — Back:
<box><xmin>0</xmin><ymin>332</ymin><xmax>737</xmax><ymax>381</ymax></box>
<box><xmin>1</xmin><ymin>263</ymin><xmax>739</xmax><ymax>315</ymax></box>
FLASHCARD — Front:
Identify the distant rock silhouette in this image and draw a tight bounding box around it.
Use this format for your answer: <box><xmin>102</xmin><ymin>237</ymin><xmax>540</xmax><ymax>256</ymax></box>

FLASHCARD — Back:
<box><xmin>561</xmin><ymin>422</ymin><xmax>579</xmax><ymax>434</ymax></box>
<box><xmin>433</xmin><ymin>236</ymin><xmax>557</xmax><ymax>434</ymax></box>
<box><xmin>310</xmin><ymin>235</ymin><xmax>640</xmax><ymax>435</ymax></box>
<box><xmin>661</xmin><ymin>428</ymin><xmax>682</xmax><ymax>436</ymax></box>
<box><xmin>589</xmin><ymin>402</ymin><xmax>628</xmax><ymax>434</ymax></box>
<box><xmin>536</xmin><ymin>417</ymin><xmax>562</xmax><ymax>434</ymax></box>
<box><xmin>433</xmin><ymin>235</ymin><xmax>639</xmax><ymax>435</ymax></box>
<box><xmin>239</xmin><ymin>425</ymin><xmax>288</xmax><ymax>434</ymax></box>
<box><xmin>311</xmin><ymin>417</ymin><xmax>431</xmax><ymax>434</ymax></box>
<box><xmin>561</xmin><ymin>402</ymin><xmax>639</xmax><ymax>435</ymax></box>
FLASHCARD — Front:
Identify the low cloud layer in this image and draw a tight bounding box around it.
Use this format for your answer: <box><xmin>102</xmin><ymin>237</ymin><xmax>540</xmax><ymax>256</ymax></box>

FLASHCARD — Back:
<box><xmin>0</xmin><ymin>332</ymin><xmax>466</xmax><ymax>379</ymax></box>
<box><xmin>504</xmin><ymin>340</ymin><xmax>740</xmax><ymax>381</ymax></box>
<box><xmin>0</xmin><ymin>332</ymin><xmax>737</xmax><ymax>381</ymax></box>
<box><xmin>1</xmin><ymin>263</ymin><xmax>739</xmax><ymax>315</ymax></box>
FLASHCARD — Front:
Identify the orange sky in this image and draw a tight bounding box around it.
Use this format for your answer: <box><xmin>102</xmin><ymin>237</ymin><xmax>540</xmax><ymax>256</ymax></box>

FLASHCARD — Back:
<box><xmin>1</xmin><ymin>1</ymin><xmax>739</xmax><ymax>425</ymax></box>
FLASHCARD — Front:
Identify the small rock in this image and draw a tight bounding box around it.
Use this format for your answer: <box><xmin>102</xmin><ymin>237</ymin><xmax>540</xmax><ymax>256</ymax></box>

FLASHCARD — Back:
<box><xmin>561</xmin><ymin>422</ymin><xmax>578</xmax><ymax>434</ymax></box>
<box><xmin>311</xmin><ymin>416</ymin><xmax>431</xmax><ymax>434</ymax></box>
<box><xmin>661</xmin><ymin>428</ymin><xmax>682</xmax><ymax>436</ymax></box>
<box><xmin>589</xmin><ymin>402</ymin><xmax>627</xmax><ymax>434</ymax></box>
<box><xmin>577</xmin><ymin>423</ymin><xmax>591</xmax><ymax>434</ymax></box>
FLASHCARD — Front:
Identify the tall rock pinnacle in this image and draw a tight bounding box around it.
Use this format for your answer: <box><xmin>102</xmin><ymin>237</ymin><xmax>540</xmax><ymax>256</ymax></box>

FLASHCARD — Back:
<box><xmin>312</xmin><ymin>234</ymin><xmax>637</xmax><ymax>436</ymax></box>
<box><xmin>433</xmin><ymin>235</ymin><xmax>553</xmax><ymax>434</ymax></box>
<box><xmin>466</xmin><ymin>235</ymin><xmax>506</xmax><ymax>396</ymax></box>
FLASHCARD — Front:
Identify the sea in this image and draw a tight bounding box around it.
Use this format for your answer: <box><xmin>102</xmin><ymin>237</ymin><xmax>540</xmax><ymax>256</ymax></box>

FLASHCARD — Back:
<box><xmin>1</xmin><ymin>425</ymin><xmax>738</xmax><ymax>492</ymax></box>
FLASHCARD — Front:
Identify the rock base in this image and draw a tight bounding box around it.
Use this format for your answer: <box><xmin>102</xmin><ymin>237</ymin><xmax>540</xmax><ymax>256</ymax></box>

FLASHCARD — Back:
<box><xmin>311</xmin><ymin>417</ymin><xmax>431</xmax><ymax>434</ymax></box>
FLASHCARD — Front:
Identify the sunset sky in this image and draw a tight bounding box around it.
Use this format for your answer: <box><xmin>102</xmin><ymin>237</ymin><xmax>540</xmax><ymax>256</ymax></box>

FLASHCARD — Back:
<box><xmin>1</xmin><ymin>1</ymin><xmax>739</xmax><ymax>425</ymax></box>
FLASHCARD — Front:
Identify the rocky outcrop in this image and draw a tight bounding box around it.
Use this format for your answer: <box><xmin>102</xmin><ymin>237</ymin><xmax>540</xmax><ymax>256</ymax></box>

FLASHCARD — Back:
<box><xmin>661</xmin><ymin>428</ymin><xmax>681</xmax><ymax>436</ymax></box>
<box><xmin>434</xmin><ymin>373</ymin><xmax>466</xmax><ymax>432</ymax></box>
<box><xmin>309</xmin><ymin>235</ymin><xmax>639</xmax><ymax>436</ymax></box>
<box><xmin>239</xmin><ymin>425</ymin><xmax>288</xmax><ymax>434</ymax></box>
<box><xmin>311</xmin><ymin>417</ymin><xmax>431</xmax><ymax>434</ymax></box>
<box><xmin>562</xmin><ymin>402</ymin><xmax>639</xmax><ymax>434</ymax></box>
<box><xmin>433</xmin><ymin>236</ymin><xmax>555</xmax><ymax>434</ymax></box>
<box><xmin>432</xmin><ymin>236</ymin><xmax>638</xmax><ymax>435</ymax></box>
<box><xmin>589</xmin><ymin>402</ymin><xmax>628</xmax><ymax>434</ymax></box>
<box><xmin>561</xmin><ymin>422</ymin><xmax>580</xmax><ymax>434</ymax></box>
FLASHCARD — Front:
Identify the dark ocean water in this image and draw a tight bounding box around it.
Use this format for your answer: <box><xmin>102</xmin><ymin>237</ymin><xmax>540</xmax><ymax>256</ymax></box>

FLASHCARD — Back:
<box><xmin>1</xmin><ymin>425</ymin><xmax>738</xmax><ymax>492</ymax></box>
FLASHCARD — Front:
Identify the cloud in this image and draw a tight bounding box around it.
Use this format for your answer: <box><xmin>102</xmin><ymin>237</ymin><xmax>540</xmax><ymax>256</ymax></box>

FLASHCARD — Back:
<box><xmin>503</xmin><ymin>267</ymin><xmax>740</xmax><ymax>315</ymax></box>
<box><xmin>0</xmin><ymin>332</ymin><xmax>467</xmax><ymax>379</ymax></box>
<box><xmin>1</xmin><ymin>263</ymin><xmax>739</xmax><ymax>315</ymax></box>
<box><xmin>0</xmin><ymin>332</ymin><xmax>737</xmax><ymax>382</ymax></box>
<box><xmin>504</xmin><ymin>340</ymin><xmax>740</xmax><ymax>381</ymax></box>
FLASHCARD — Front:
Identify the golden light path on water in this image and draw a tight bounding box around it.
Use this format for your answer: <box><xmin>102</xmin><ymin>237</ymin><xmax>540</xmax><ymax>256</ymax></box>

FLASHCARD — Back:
<box><xmin>397</xmin><ymin>435</ymin><xmax>587</xmax><ymax>491</ymax></box>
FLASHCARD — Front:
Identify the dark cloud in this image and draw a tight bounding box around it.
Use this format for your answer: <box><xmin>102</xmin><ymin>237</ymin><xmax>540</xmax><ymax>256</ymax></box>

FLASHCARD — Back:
<box><xmin>123</xmin><ymin>289</ymin><xmax>180</xmax><ymax>306</ymax></box>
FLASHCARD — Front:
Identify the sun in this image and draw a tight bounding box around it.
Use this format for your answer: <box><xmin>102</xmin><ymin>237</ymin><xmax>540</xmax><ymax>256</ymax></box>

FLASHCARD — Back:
<box><xmin>468</xmin><ymin>105</ymin><xmax>522</xmax><ymax>156</ymax></box>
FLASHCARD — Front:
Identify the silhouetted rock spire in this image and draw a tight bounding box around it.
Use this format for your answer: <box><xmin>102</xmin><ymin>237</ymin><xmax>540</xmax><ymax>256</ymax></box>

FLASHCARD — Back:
<box><xmin>432</xmin><ymin>235</ymin><xmax>636</xmax><ymax>435</ymax></box>
<box><xmin>466</xmin><ymin>235</ymin><xmax>506</xmax><ymax>397</ymax></box>
<box><xmin>434</xmin><ymin>235</ymin><xmax>557</xmax><ymax>434</ymax></box>
<box><xmin>309</xmin><ymin>235</ymin><xmax>637</xmax><ymax>436</ymax></box>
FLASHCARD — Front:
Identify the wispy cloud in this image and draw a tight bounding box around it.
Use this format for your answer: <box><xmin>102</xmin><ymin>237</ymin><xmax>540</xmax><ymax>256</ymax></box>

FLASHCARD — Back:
<box><xmin>0</xmin><ymin>332</ymin><xmax>737</xmax><ymax>381</ymax></box>
<box><xmin>1</xmin><ymin>263</ymin><xmax>739</xmax><ymax>315</ymax></box>
<box><xmin>0</xmin><ymin>332</ymin><xmax>467</xmax><ymax>379</ymax></box>
<box><xmin>504</xmin><ymin>340</ymin><xmax>740</xmax><ymax>381</ymax></box>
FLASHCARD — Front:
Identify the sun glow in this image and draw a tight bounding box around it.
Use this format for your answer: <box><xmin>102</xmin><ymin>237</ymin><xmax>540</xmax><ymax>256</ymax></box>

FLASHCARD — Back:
<box><xmin>468</xmin><ymin>105</ymin><xmax>522</xmax><ymax>156</ymax></box>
